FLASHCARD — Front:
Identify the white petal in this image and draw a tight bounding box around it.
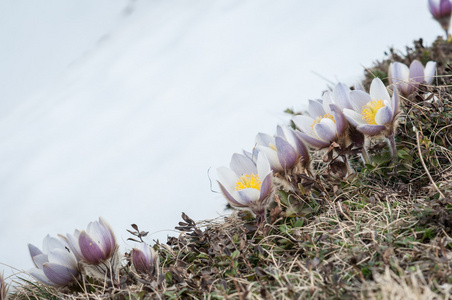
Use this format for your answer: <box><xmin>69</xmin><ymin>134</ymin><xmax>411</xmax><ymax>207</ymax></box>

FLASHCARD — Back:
<box><xmin>29</xmin><ymin>268</ymin><xmax>55</xmax><ymax>286</ymax></box>
<box><xmin>255</xmin><ymin>145</ymin><xmax>282</xmax><ymax>172</ymax></box>
<box><xmin>216</xmin><ymin>166</ymin><xmax>239</xmax><ymax>193</ymax></box>
<box><xmin>42</xmin><ymin>235</ymin><xmax>64</xmax><ymax>254</ymax></box>
<box><xmin>292</xmin><ymin>115</ymin><xmax>316</xmax><ymax>135</ymax></box>
<box><xmin>48</xmin><ymin>248</ymin><xmax>78</xmax><ymax>269</ymax></box>
<box><xmin>235</xmin><ymin>188</ymin><xmax>261</xmax><ymax>204</ymax></box>
<box><xmin>322</xmin><ymin>91</ymin><xmax>334</xmax><ymax>108</ymax></box>
<box><xmin>370</xmin><ymin>78</ymin><xmax>390</xmax><ymax>102</ymax></box>
<box><xmin>308</xmin><ymin>100</ymin><xmax>325</xmax><ymax>117</ymax></box>
<box><xmin>349</xmin><ymin>90</ymin><xmax>371</xmax><ymax>113</ymax></box>
<box><xmin>255</xmin><ymin>133</ymin><xmax>274</xmax><ymax>147</ymax></box>
<box><xmin>256</xmin><ymin>152</ymin><xmax>271</xmax><ymax>178</ymax></box>
<box><xmin>343</xmin><ymin>109</ymin><xmax>365</xmax><ymax>127</ymax></box>
<box><xmin>389</xmin><ymin>62</ymin><xmax>409</xmax><ymax>86</ymax></box>
<box><xmin>424</xmin><ymin>61</ymin><xmax>437</xmax><ymax>84</ymax></box>
<box><xmin>333</xmin><ymin>83</ymin><xmax>352</xmax><ymax>109</ymax></box>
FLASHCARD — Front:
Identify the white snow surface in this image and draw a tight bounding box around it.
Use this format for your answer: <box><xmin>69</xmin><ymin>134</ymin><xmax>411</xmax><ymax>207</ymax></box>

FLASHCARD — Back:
<box><xmin>0</xmin><ymin>0</ymin><xmax>440</xmax><ymax>280</ymax></box>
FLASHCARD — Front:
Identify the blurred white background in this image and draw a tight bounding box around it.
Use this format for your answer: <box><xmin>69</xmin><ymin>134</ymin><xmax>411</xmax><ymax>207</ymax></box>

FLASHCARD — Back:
<box><xmin>0</xmin><ymin>0</ymin><xmax>440</xmax><ymax>281</ymax></box>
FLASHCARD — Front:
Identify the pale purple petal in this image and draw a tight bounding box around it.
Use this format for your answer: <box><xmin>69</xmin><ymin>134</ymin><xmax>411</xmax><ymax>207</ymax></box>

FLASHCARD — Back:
<box><xmin>242</xmin><ymin>149</ymin><xmax>255</xmax><ymax>162</ymax></box>
<box><xmin>217</xmin><ymin>181</ymin><xmax>247</xmax><ymax>207</ymax></box>
<box><xmin>354</xmin><ymin>81</ymin><xmax>365</xmax><ymax>91</ymax></box>
<box><xmin>79</xmin><ymin>231</ymin><xmax>107</xmax><ymax>264</ymax></box>
<box><xmin>308</xmin><ymin>100</ymin><xmax>325</xmax><ymax>117</ymax></box>
<box><xmin>28</xmin><ymin>244</ymin><xmax>43</xmax><ymax>260</ymax></box>
<box><xmin>86</xmin><ymin>221</ymin><xmax>110</xmax><ymax>256</ymax></box>
<box><xmin>276</xmin><ymin>125</ymin><xmax>284</xmax><ymax>138</ymax></box>
<box><xmin>370</xmin><ymin>78</ymin><xmax>390</xmax><ymax>102</ymax></box>
<box><xmin>330</xmin><ymin>103</ymin><xmax>348</xmax><ymax>136</ymax></box>
<box><xmin>391</xmin><ymin>87</ymin><xmax>400</xmax><ymax>115</ymax></box>
<box><xmin>66</xmin><ymin>231</ymin><xmax>82</xmax><ymax>259</ymax></box>
<box><xmin>275</xmin><ymin>136</ymin><xmax>297</xmax><ymax>169</ymax></box>
<box><xmin>286</xmin><ymin>127</ymin><xmax>309</xmax><ymax>158</ymax></box>
<box><xmin>259</xmin><ymin>173</ymin><xmax>273</xmax><ymax>201</ymax></box>
<box><xmin>409</xmin><ymin>60</ymin><xmax>425</xmax><ymax>87</ymax></box>
<box><xmin>292</xmin><ymin>115</ymin><xmax>316</xmax><ymax>135</ymax></box>
<box><xmin>357</xmin><ymin>124</ymin><xmax>386</xmax><ymax>136</ymax></box>
<box><xmin>424</xmin><ymin>61</ymin><xmax>437</xmax><ymax>84</ymax></box>
<box><xmin>296</xmin><ymin>131</ymin><xmax>330</xmax><ymax>149</ymax></box>
<box><xmin>333</xmin><ymin>83</ymin><xmax>352</xmax><ymax>109</ymax></box>
<box><xmin>99</xmin><ymin>217</ymin><xmax>116</xmax><ymax>256</ymax></box>
<box><xmin>43</xmin><ymin>262</ymin><xmax>78</xmax><ymax>286</ymax></box>
<box><xmin>132</xmin><ymin>248</ymin><xmax>150</xmax><ymax>274</ymax></box>
<box><xmin>440</xmin><ymin>0</ymin><xmax>452</xmax><ymax>16</ymax></box>
<box><xmin>256</xmin><ymin>133</ymin><xmax>274</xmax><ymax>147</ymax></box>
<box><xmin>429</xmin><ymin>0</ymin><xmax>440</xmax><ymax>17</ymax></box>
<box><xmin>314</xmin><ymin>118</ymin><xmax>337</xmax><ymax>142</ymax></box>
<box><xmin>375</xmin><ymin>106</ymin><xmax>393</xmax><ymax>125</ymax></box>
<box><xmin>29</xmin><ymin>268</ymin><xmax>55</xmax><ymax>286</ymax></box>
<box><xmin>389</xmin><ymin>62</ymin><xmax>409</xmax><ymax>85</ymax></box>
<box><xmin>230</xmin><ymin>153</ymin><xmax>257</xmax><ymax>175</ymax></box>
<box><xmin>349</xmin><ymin>90</ymin><xmax>372</xmax><ymax>113</ymax></box>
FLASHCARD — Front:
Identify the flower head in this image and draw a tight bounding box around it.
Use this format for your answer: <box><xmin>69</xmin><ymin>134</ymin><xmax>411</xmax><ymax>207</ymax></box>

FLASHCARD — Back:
<box><xmin>131</xmin><ymin>243</ymin><xmax>158</xmax><ymax>276</ymax></box>
<box><xmin>428</xmin><ymin>0</ymin><xmax>452</xmax><ymax>34</ymax></box>
<box><xmin>343</xmin><ymin>78</ymin><xmax>400</xmax><ymax>137</ymax></box>
<box><xmin>254</xmin><ymin>125</ymin><xmax>310</xmax><ymax>172</ymax></box>
<box><xmin>28</xmin><ymin>235</ymin><xmax>79</xmax><ymax>286</ymax></box>
<box><xmin>388</xmin><ymin>60</ymin><xmax>436</xmax><ymax>96</ymax></box>
<box><xmin>292</xmin><ymin>83</ymin><xmax>349</xmax><ymax>149</ymax></box>
<box><xmin>217</xmin><ymin>152</ymin><xmax>273</xmax><ymax>220</ymax></box>
<box><xmin>65</xmin><ymin>217</ymin><xmax>117</xmax><ymax>265</ymax></box>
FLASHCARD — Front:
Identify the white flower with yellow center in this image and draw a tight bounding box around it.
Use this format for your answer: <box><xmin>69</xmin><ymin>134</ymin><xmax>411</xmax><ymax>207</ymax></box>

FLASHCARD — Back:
<box><xmin>217</xmin><ymin>152</ymin><xmax>273</xmax><ymax>220</ymax></box>
<box><xmin>254</xmin><ymin>125</ymin><xmax>310</xmax><ymax>172</ymax></box>
<box><xmin>292</xmin><ymin>83</ymin><xmax>349</xmax><ymax>149</ymax></box>
<box><xmin>343</xmin><ymin>78</ymin><xmax>399</xmax><ymax>137</ymax></box>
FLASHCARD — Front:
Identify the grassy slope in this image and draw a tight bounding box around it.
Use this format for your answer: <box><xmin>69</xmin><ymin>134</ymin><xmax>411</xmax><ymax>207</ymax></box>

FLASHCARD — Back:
<box><xmin>11</xmin><ymin>38</ymin><xmax>452</xmax><ymax>300</ymax></box>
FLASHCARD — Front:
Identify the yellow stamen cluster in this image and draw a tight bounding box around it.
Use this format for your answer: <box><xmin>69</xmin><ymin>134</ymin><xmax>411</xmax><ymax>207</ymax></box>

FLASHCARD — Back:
<box><xmin>235</xmin><ymin>173</ymin><xmax>261</xmax><ymax>191</ymax></box>
<box><xmin>311</xmin><ymin>113</ymin><xmax>335</xmax><ymax>133</ymax></box>
<box><xmin>361</xmin><ymin>100</ymin><xmax>385</xmax><ymax>125</ymax></box>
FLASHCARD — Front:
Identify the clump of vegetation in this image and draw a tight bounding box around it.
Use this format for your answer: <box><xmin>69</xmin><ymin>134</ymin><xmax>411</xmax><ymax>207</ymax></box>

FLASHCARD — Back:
<box><xmin>9</xmin><ymin>38</ymin><xmax>452</xmax><ymax>299</ymax></box>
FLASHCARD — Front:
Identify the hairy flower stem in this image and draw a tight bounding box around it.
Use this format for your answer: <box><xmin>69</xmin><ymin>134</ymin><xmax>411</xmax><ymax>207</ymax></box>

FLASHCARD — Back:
<box><xmin>361</xmin><ymin>146</ymin><xmax>371</xmax><ymax>165</ymax></box>
<box><xmin>345</xmin><ymin>155</ymin><xmax>354</xmax><ymax>175</ymax></box>
<box><xmin>387</xmin><ymin>134</ymin><xmax>398</xmax><ymax>165</ymax></box>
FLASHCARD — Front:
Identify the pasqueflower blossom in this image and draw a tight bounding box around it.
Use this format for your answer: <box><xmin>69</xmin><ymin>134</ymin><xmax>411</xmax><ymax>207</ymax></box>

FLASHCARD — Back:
<box><xmin>343</xmin><ymin>78</ymin><xmax>400</xmax><ymax>161</ymax></box>
<box><xmin>343</xmin><ymin>78</ymin><xmax>399</xmax><ymax>137</ymax></box>
<box><xmin>254</xmin><ymin>125</ymin><xmax>310</xmax><ymax>172</ymax></box>
<box><xmin>217</xmin><ymin>152</ymin><xmax>273</xmax><ymax>222</ymax></box>
<box><xmin>388</xmin><ymin>60</ymin><xmax>436</xmax><ymax>96</ymax></box>
<box><xmin>65</xmin><ymin>217</ymin><xmax>117</xmax><ymax>265</ymax></box>
<box><xmin>292</xmin><ymin>83</ymin><xmax>349</xmax><ymax>149</ymax></box>
<box><xmin>131</xmin><ymin>243</ymin><xmax>158</xmax><ymax>276</ymax></box>
<box><xmin>28</xmin><ymin>235</ymin><xmax>79</xmax><ymax>286</ymax></box>
<box><xmin>428</xmin><ymin>0</ymin><xmax>452</xmax><ymax>37</ymax></box>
